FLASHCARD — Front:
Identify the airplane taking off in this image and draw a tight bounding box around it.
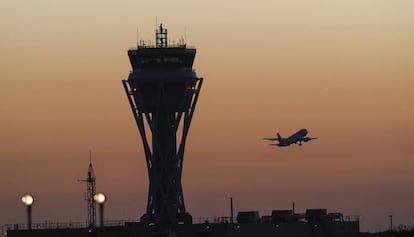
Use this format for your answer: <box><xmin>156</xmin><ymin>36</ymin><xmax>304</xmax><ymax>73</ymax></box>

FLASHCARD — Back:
<box><xmin>263</xmin><ymin>129</ymin><xmax>317</xmax><ymax>147</ymax></box>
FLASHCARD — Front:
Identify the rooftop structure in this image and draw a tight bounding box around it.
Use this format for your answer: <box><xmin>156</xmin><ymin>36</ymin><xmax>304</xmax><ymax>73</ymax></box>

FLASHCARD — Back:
<box><xmin>4</xmin><ymin>209</ymin><xmax>359</xmax><ymax>237</ymax></box>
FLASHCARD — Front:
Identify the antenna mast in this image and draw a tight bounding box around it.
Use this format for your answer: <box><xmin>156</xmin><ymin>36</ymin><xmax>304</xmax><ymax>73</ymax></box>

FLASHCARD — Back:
<box><xmin>156</xmin><ymin>23</ymin><xmax>168</xmax><ymax>48</ymax></box>
<box><xmin>184</xmin><ymin>26</ymin><xmax>187</xmax><ymax>46</ymax></box>
<box><xmin>78</xmin><ymin>154</ymin><xmax>96</xmax><ymax>227</ymax></box>
<box><xmin>137</xmin><ymin>27</ymin><xmax>139</xmax><ymax>48</ymax></box>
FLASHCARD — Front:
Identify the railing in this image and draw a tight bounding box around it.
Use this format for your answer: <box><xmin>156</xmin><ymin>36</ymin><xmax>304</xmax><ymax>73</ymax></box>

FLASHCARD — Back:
<box><xmin>2</xmin><ymin>215</ymin><xmax>359</xmax><ymax>237</ymax></box>
<box><xmin>344</xmin><ymin>215</ymin><xmax>360</xmax><ymax>222</ymax></box>
<box><xmin>2</xmin><ymin>220</ymin><xmax>128</xmax><ymax>233</ymax></box>
<box><xmin>128</xmin><ymin>43</ymin><xmax>195</xmax><ymax>51</ymax></box>
<box><xmin>2</xmin><ymin>217</ymin><xmax>232</xmax><ymax>236</ymax></box>
<box><xmin>193</xmin><ymin>216</ymin><xmax>233</xmax><ymax>224</ymax></box>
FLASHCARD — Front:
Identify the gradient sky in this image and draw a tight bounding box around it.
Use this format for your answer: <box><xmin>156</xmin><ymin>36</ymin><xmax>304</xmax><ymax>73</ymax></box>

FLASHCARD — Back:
<box><xmin>1</xmin><ymin>0</ymin><xmax>413</xmax><ymax>232</ymax></box>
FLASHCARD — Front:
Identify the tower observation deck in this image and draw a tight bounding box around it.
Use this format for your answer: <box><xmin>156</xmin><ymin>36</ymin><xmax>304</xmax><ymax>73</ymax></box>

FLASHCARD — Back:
<box><xmin>122</xmin><ymin>24</ymin><xmax>203</xmax><ymax>225</ymax></box>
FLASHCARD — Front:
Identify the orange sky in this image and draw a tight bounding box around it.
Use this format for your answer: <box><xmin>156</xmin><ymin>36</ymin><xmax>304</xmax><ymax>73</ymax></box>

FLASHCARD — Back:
<box><xmin>1</xmin><ymin>0</ymin><xmax>413</xmax><ymax>232</ymax></box>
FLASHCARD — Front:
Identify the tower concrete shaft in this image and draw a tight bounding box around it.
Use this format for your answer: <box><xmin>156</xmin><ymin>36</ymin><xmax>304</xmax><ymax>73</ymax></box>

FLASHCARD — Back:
<box><xmin>123</xmin><ymin>24</ymin><xmax>203</xmax><ymax>224</ymax></box>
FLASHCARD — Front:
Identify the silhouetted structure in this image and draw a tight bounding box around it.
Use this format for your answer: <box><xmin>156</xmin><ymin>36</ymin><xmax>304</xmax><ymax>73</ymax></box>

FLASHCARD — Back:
<box><xmin>78</xmin><ymin>159</ymin><xmax>96</xmax><ymax>227</ymax></box>
<box><xmin>5</xmin><ymin>208</ymin><xmax>360</xmax><ymax>237</ymax></box>
<box><xmin>122</xmin><ymin>24</ymin><xmax>203</xmax><ymax>225</ymax></box>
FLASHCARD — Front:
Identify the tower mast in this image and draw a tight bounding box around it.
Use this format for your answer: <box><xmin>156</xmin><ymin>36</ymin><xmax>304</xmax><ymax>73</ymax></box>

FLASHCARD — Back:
<box><xmin>79</xmin><ymin>155</ymin><xmax>96</xmax><ymax>227</ymax></box>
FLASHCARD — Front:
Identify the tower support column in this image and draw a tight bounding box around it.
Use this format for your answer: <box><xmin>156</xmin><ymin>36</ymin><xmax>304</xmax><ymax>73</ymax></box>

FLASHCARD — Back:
<box><xmin>123</xmin><ymin>77</ymin><xmax>202</xmax><ymax>224</ymax></box>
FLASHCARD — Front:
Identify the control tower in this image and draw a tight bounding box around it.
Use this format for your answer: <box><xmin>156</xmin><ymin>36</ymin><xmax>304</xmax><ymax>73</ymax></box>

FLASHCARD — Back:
<box><xmin>122</xmin><ymin>24</ymin><xmax>203</xmax><ymax>225</ymax></box>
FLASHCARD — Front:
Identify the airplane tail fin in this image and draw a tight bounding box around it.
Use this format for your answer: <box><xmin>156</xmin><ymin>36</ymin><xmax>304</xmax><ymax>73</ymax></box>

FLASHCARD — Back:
<box><xmin>277</xmin><ymin>133</ymin><xmax>282</xmax><ymax>141</ymax></box>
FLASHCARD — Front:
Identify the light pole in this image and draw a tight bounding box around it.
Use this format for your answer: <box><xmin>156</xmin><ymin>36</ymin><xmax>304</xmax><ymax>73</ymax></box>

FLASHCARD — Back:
<box><xmin>93</xmin><ymin>193</ymin><xmax>106</xmax><ymax>227</ymax></box>
<box><xmin>21</xmin><ymin>194</ymin><xmax>34</xmax><ymax>230</ymax></box>
<box><xmin>388</xmin><ymin>215</ymin><xmax>393</xmax><ymax>232</ymax></box>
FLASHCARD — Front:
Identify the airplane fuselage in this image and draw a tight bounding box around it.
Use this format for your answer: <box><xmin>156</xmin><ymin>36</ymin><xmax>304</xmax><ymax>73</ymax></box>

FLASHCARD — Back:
<box><xmin>277</xmin><ymin>129</ymin><xmax>309</xmax><ymax>146</ymax></box>
<box><xmin>264</xmin><ymin>128</ymin><xmax>316</xmax><ymax>147</ymax></box>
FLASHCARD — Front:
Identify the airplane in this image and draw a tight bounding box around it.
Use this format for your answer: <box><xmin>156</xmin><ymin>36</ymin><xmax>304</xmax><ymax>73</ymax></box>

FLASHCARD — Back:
<box><xmin>263</xmin><ymin>128</ymin><xmax>317</xmax><ymax>147</ymax></box>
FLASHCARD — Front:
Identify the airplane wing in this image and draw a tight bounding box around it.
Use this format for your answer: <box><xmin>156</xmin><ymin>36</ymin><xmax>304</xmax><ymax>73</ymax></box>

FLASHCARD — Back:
<box><xmin>270</xmin><ymin>144</ymin><xmax>290</xmax><ymax>147</ymax></box>
<box><xmin>263</xmin><ymin>138</ymin><xmax>278</xmax><ymax>141</ymax></box>
<box><xmin>301</xmin><ymin>137</ymin><xmax>317</xmax><ymax>142</ymax></box>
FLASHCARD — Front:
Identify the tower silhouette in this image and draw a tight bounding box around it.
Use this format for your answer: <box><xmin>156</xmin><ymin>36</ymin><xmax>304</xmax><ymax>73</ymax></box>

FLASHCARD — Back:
<box><xmin>123</xmin><ymin>24</ymin><xmax>203</xmax><ymax>224</ymax></box>
<box><xmin>79</xmin><ymin>158</ymin><xmax>96</xmax><ymax>227</ymax></box>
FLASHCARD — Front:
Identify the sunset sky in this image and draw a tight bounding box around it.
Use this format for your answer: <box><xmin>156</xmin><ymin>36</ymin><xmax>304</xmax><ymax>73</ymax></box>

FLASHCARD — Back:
<box><xmin>1</xmin><ymin>0</ymin><xmax>413</xmax><ymax>232</ymax></box>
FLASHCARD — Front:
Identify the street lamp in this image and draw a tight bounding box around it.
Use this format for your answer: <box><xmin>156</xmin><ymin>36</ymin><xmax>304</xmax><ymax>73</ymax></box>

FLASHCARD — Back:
<box><xmin>21</xmin><ymin>194</ymin><xmax>34</xmax><ymax>230</ymax></box>
<box><xmin>389</xmin><ymin>215</ymin><xmax>393</xmax><ymax>232</ymax></box>
<box><xmin>93</xmin><ymin>193</ymin><xmax>106</xmax><ymax>227</ymax></box>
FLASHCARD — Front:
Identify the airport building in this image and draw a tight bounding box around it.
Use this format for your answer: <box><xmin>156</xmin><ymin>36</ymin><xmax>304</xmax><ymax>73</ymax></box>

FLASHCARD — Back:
<box><xmin>5</xmin><ymin>208</ymin><xmax>359</xmax><ymax>237</ymax></box>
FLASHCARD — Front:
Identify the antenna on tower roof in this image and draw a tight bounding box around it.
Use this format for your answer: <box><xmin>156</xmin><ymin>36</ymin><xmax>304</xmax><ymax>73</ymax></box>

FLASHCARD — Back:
<box><xmin>136</xmin><ymin>27</ymin><xmax>139</xmax><ymax>48</ymax></box>
<box><xmin>156</xmin><ymin>23</ymin><xmax>168</xmax><ymax>48</ymax></box>
<box><xmin>184</xmin><ymin>26</ymin><xmax>187</xmax><ymax>46</ymax></box>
